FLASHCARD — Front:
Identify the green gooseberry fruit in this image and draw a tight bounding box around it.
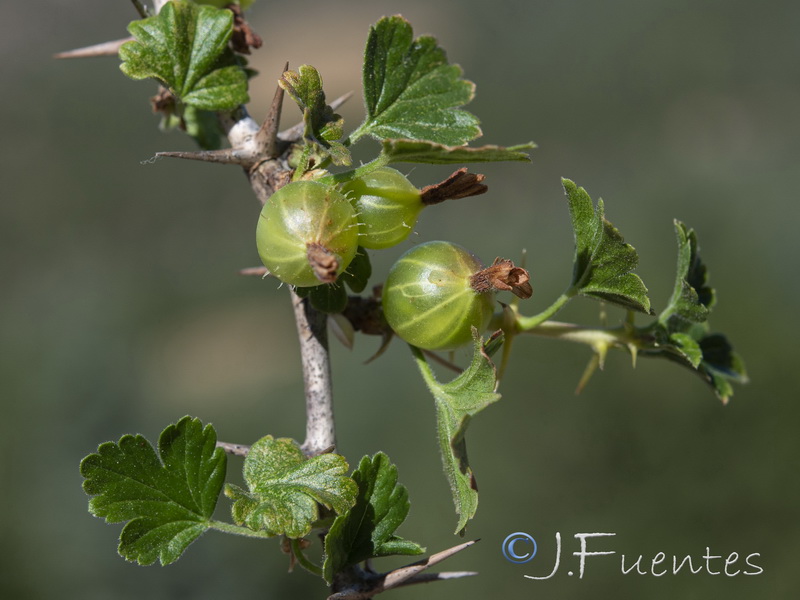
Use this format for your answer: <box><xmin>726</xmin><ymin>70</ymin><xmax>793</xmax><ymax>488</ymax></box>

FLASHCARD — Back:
<box><xmin>341</xmin><ymin>167</ymin><xmax>423</xmax><ymax>250</ymax></box>
<box><xmin>256</xmin><ymin>181</ymin><xmax>359</xmax><ymax>287</ymax></box>
<box><xmin>382</xmin><ymin>241</ymin><xmax>496</xmax><ymax>350</ymax></box>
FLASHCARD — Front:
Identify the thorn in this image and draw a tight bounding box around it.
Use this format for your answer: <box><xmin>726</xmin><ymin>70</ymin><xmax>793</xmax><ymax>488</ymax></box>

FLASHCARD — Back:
<box><xmin>256</xmin><ymin>63</ymin><xmax>289</xmax><ymax>158</ymax></box>
<box><xmin>628</xmin><ymin>343</ymin><xmax>638</xmax><ymax>368</ymax></box>
<box><xmin>575</xmin><ymin>353</ymin><xmax>600</xmax><ymax>394</ymax></box>
<box><xmin>54</xmin><ymin>37</ymin><xmax>132</xmax><ymax>59</ymax></box>
<box><xmin>156</xmin><ymin>149</ymin><xmax>252</xmax><ymax>167</ymax></box>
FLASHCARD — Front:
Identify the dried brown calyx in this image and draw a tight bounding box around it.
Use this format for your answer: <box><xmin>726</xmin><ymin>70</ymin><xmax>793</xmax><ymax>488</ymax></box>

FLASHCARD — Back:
<box><xmin>306</xmin><ymin>243</ymin><xmax>339</xmax><ymax>283</ymax></box>
<box><xmin>470</xmin><ymin>258</ymin><xmax>533</xmax><ymax>299</ymax></box>
<box><xmin>227</xmin><ymin>3</ymin><xmax>263</xmax><ymax>55</ymax></box>
<box><xmin>420</xmin><ymin>168</ymin><xmax>488</xmax><ymax>206</ymax></box>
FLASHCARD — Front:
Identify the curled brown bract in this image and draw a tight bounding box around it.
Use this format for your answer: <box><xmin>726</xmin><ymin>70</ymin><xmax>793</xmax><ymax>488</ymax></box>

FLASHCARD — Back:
<box><xmin>470</xmin><ymin>258</ymin><xmax>532</xmax><ymax>299</ymax></box>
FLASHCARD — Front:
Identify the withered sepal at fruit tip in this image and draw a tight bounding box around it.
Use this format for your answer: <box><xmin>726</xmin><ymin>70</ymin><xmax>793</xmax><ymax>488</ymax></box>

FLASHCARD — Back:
<box><xmin>306</xmin><ymin>243</ymin><xmax>339</xmax><ymax>283</ymax></box>
<box><xmin>470</xmin><ymin>258</ymin><xmax>532</xmax><ymax>299</ymax></box>
<box><xmin>420</xmin><ymin>168</ymin><xmax>488</xmax><ymax>205</ymax></box>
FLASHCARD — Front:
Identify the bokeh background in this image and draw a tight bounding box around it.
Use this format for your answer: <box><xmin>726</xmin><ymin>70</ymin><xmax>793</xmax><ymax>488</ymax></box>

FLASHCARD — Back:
<box><xmin>3</xmin><ymin>0</ymin><xmax>798</xmax><ymax>598</ymax></box>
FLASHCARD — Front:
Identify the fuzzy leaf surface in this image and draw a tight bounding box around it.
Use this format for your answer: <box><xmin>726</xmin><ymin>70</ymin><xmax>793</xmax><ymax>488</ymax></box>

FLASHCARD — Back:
<box><xmin>120</xmin><ymin>1</ymin><xmax>248</xmax><ymax>110</ymax></box>
<box><xmin>323</xmin><ymin>453</ymin><xmax>424</xmax><ymax>583</ymax></box>
<box><xmin>80</xmin><ymin>416</ymin><xmax>226</xmax><ymax>566</ymax></box>
<box><xmin>354</xmin><ymin>16</ymin><xmax>480</xmax><ymax>145</ymax></box>
<box><xmin>381</xmin><ymin>139</ymin><xmax>534</xmax><ymax>164</ymax></box>
<box><xmin>564</xmin><ymin>178</ymin><xmax>652</xmax><ymax>314</ymax></box>
<box><xmin>224</xmin><ymin>436</ymin><xmax>357</xmax><ymax>538</ymax></box>
<box><xmin>413</xmin><ymin>331</ymin><xmax>501</xmax><ymax>534</ymax></box>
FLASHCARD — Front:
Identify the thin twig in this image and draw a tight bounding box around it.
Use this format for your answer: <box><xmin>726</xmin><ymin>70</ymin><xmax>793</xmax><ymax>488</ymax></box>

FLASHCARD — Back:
<box><xmin>216</xmin><ymin>441</ymin><xmax>250</xmax><ymax>457</ymax></box>
<box><xmin>54</xmin><ymin>38</ymin><xmax>132</xmax><ymax>59</ymax></box>
<box><xmin>328</xmin><ymin>540</ymin><xmax>479</xmax><ymax>599</ymax></box>
<box><xmin>291</xmin><ymin>289</ymin><xmax>336</xmax><ymax>456</ymax></box>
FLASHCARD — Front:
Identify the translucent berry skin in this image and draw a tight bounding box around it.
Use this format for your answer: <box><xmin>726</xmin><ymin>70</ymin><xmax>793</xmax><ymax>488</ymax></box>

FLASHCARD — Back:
<box><xmin>382</xmin><ymin>241</ymin><xmax>495</xmax><ymax>350</ymax></box>
<box><xmin>256</xmin><ymin>181</ymin><xmax>359</xmax><ymax>287</ymax></box>
<box><xmin>341</xmin><ymin>167</ymin><xmax>422</xmax><ymax>250</ymax></box>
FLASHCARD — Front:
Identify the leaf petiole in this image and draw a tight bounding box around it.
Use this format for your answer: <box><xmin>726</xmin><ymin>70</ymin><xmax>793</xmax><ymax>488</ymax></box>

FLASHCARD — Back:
<box><xmin>514</xmin><ymin>289</ymin><xmax>576</xmax><ymax>331</ymax></box>
<box><xmin>208</xmin><ymin>520</ymin><xmax>277</xmax><ymax>539</ymax></box>
<box><xmin>290</xmin><ymin>538</ymin><xmax>323</xmax><ymax>576</ymax></box>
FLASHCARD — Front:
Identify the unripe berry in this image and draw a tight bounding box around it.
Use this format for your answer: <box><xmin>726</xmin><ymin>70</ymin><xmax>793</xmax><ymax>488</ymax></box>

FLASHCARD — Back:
<box><xmin>382</xmin><ymin>241</ymin><xmax>496</xmax><ymax>350</ymax></box>
<box><xmin>341</xmin><ymin>167</ymin><xmax>423</xmax><ymax>250</ymax></box>
<box><xmin>256</xmin><ymin>181</ymin><xmax>359</xmax><ymax>287</ymax></box>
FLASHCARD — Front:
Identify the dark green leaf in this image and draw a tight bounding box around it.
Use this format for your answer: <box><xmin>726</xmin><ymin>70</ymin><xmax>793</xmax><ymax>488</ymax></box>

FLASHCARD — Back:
<box><xmin>640</xmin><ymin>329</ymin><xmax>748</xmax><ymax>403</ymax></box>
<box><xmin>197</xmin><ymin>0</ymin><xmax>255</xmax><ymax>8</ymax></box>
<box><xmin>381</xmin><ymin>139</ymin><xmax>534</xmax><ymax>164</ymax></box>
<box><xmin>412</xmin><ymin>330</ymin><xmax>500</xmax><ymax>534</ymax></box>
<box><xmin>224</xmin><ymin>436</ymin><xmax>357</xmax><ymax>538</ymax></box>
<box><xmin>120</xmin><ymin>1</ymin><xmax>248</xmax><ymax>110</ymax></box>
<box><xmin>354</xmin><ymin>16</ymin><xmax>480</xmax><ymax>145</ymax></box>
<box><xmin>323</xmin><ymin>453</ymin><xmax>424</xmax><ymax>583</ymax></box>
<box><xmin>339</xmin><ymin>247</ymin><xmax>372</xmax><ymax>294</ymax></box>
<box><xmin>280</xmin><ymin>65</ymin><xmax>351</xmax><ymax>166</ymax></box>
<box><xmin>308</xmin><ymin>282</ymin><xmax>348</xmax><ymax>314</ymax></box>
<box><xmin>564</xmin><ymin>178</ymin><xmax>652</xmax><ymax>314</ymax></box>
<box><xmin>658</xmin><ymin>220</ymin><xmax>715</xmax><ymax>329</ymax></box>
<box><xmin>80</xmin><ymin>416</ymin><xmax>226</xmax><ymax>566</ymax></box>
<box><xmin>634</xmin><ymin>223</ymin><xmax>746</xmax><ymax>402</ymax></box>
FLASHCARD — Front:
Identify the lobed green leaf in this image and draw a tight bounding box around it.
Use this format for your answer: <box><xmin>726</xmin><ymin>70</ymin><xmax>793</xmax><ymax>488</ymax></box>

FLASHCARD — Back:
<box><xmin>224</xmin><ymin>436</ymin><xmax>357</xmax><ymax>538</ymax></box>
<box><xmin>564</xmin><ymin>178</ymin><xmax>652</xmax><ymax>314</ymax></box>
<box><xmin>120</xmin><ymin>1</ymin><xmax>248</xmax><ymax>110</ymax></box>
<box><xmin>353</xmin><ymin>16</ymin><xmax>480</xmax><ymax>145</ymax></box>
<box><xmin>80</xmin><ymin>416</ymin><xmax>226</xmax><ymax>566</ymax></box>
<box><xmin>412</xmin><ymin>330</ymin><xmax>501</xmax><ymax>534</ymax></box>
<box><xmin>323</xmin><ymin>453</ymin><xmax>424</xmax><ymax>583</ymax></box>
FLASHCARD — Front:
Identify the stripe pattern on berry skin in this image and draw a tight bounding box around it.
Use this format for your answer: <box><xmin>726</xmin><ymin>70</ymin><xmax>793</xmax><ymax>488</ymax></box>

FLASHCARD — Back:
<box><xmin>256</xmin><ymin>181</ymin><xmax>359</xmax><ymax>287</ymax></box>
<box><xmin>382</xmin><ymin>241</ymin><xmax>495</xmax><ymax>351</ymax></box>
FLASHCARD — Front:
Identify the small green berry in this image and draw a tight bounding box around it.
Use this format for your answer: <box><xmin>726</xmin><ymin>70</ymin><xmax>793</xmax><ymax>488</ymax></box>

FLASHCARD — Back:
<box><xmin>382</xmin><ymin>241</ymin><xmax>496</xmax><ymax>350</ymax></box>
<box><xmin>256</xmin><ymin>181</ymin><xmax>359</xmax><ymax>287</ymax></box>
<box><xmin>342</xmin><ymin>167</ymin><xmax>423</xmax><ymax>250</ymax></box>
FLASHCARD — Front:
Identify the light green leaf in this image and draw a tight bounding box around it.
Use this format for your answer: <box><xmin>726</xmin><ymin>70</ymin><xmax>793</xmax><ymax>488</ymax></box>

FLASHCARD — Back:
<box><xmin>280</xmin><ymin>65</ymin><xmax>351</xmax><ymax>166</ymax></box>
<box><xmin>80</xmin><ymin>416</ymin><xmax>226</xmax><ymax>566</ymax></box>
<box><xmin>353</xmin><ymin>16</ymin><xmax>481</xmax><ymax>145</ymax></box>
<box><xmin>323</xmin><ymin>453</ymin><xmax>424</xmax><ymax>583</ymax></box>
<box><xmin>564</xmin><ymin>178</ymin><xmax>652</xmax><ymax>314</ymax></box>
<box><xmin>224</xmin><ymin>436</ymin><xmax>357</xmax><ymax>538</ymax></box>
<box><xmin>412</xmin><ymin>331</ymin><xmax>501</xmax><ymax>534</ymax></box>
<box><xmin>120</xmin><ymin>1</ymin><xmax>248</xmax><ymax>110</ymax></box>
<box><xmin>381</xmin><ymin>139</ymin><xmax>534</xmax><ymax>164</ymax></box>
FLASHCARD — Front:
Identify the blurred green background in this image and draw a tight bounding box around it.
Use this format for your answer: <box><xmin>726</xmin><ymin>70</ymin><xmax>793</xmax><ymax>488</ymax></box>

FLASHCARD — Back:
<box><xmin>3</xmin><ymin>0</ymin><xmax>798</xmax><ymax>598</ymax></box>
